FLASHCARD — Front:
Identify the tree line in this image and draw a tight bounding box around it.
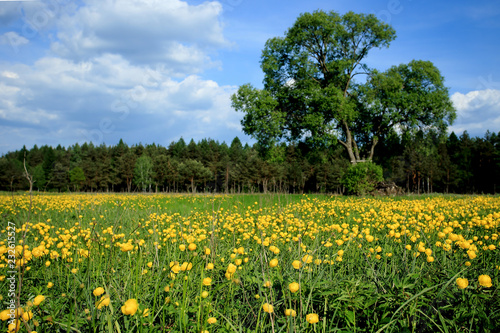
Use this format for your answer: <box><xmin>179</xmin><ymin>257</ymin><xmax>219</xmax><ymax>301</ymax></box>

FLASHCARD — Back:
<box><xmin>0</xmin><ymin>129</ymin><xmax>498</xmax><ymax>194</ymax></box>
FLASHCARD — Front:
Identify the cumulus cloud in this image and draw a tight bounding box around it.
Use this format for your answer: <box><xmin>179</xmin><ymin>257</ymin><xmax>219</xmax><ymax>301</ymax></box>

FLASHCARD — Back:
<box><xmin>50</xmin><ymin>0</ymin><xmax>229</xmax><ymax>75</ymax></box>
<box><xmin>0</xmin><ymin>55</ymin><xmax>245</xmax><ymax>153</ymax></box>
<box><xmin>0</xmin><ymin>0</ymin><xmax>249</xmax><ymax>154</ymax></box>
<box><xmin>450</xmin><ymin>89</ymin><xmax>500</xmax><ymax>136</ymax></box>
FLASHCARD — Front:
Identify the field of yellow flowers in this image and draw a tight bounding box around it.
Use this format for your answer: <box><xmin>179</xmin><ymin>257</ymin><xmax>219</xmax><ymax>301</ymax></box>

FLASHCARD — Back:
<box><xmin>0</xmin><ymin>193</ymin><xmax>499</xmax><ymax>332</ymax></box>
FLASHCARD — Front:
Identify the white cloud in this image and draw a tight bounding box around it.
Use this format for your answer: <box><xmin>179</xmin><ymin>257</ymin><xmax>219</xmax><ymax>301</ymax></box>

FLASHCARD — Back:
<box><xmin>0</xmin><ymin>0</ymin><xmax>251</xmax><ymax>154</ymax></box>
<box><xmin>0</xmin><ymin>31</ymin><xmax>29</xmax><ymax>48</ymax></box>
<box><xmin>1</xmin><ymin>71</ymin><xmax>19</xmax><ymax>79</ymax></box>
<box><xmin>0</xmin><ymin>53</ymin><xmax>244</xmax><ymax>153</ymax></box>
<box><xmin>50</xmin><ymin>0</ymin><xmax>229</xmax><ymax>75</ymax></box>
<box><xmin>449</xmin><ymin>89</ymin><xmax>500</xmax><ymax>136</ymax></box>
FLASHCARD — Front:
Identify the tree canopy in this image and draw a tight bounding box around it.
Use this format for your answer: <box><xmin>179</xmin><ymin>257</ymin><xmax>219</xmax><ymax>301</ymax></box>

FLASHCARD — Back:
<box><xmin>231</xmin><ymin>10</ymin><xmax>455</xmax><ymax>163</ymax></box>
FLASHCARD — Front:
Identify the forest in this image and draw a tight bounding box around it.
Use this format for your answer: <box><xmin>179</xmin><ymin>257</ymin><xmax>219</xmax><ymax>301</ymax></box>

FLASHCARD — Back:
<box><xmin>0</xmin><ymin>129</ymin><xmax>498</xmax><ymax>194</ymax></box>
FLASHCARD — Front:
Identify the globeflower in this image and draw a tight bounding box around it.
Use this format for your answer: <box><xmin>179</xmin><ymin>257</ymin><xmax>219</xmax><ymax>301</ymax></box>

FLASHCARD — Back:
<box><xmin>96</xmin><ymin>295</ymin><xmax>110</xmax><ymax>309</ymax></box>
<box><xmin>478</xmin><ymin>275</ymin><xmax>492</xmax><ymax>288</ymax></box>
<box><xmin>207</xmin><ymin>317</ymin><xmax>217</xmax><ymax>324</ymax></box>
<box><xmin>269</xmin><ymin>258</ymin><xmax>278</xmax><ymax>268</ymax></box>
<box><xmin>0</xmin><ymin>309</ymin><xmax>11</xmax><ymax>321</ymax></box>
<box><xmin>120</xmin><ymin>243</ymin><xmax>134</xmax><ymax>252</ymax></box>
<box><xmin>33</xmin><ymin>295</ymin><xmax>45</xmax><ymax>306</ymax></box>
<box><xmin>93</xmin><ymin>287</ymin><xmax>105</xmax><ymax>297</ymax></box>
<box><xmin>302</xmin><ymin>254</ymin><xmax>313</xmax><ymax>264</ymax></box>
<box><xmin>262</xmin><ymin>303</ymin><xmax>274</xmax><ymax>313</ymax></box>
<box><xmin>456</xmin><ymin>278</ymin><xmax>468</xmax><ymax>289</ymax></box>
<box><xmin>202</xmin><ymin>277</ymin><xmax>212</xmax><ymax>286</ymax></box>
<box><xmin>306</xmin><ymin>313</ymin><xmax>319</xmax><ymax>324</ymax></box>
<box><xmin>288</xmin><ymin>282</ymin><xmax>300</xmax><ymax>293</ymax></box>
<box><xmin>22</xmin><ymin>311</ymin><xmax>33</xmax><ymax>321</ymax></box>
<box><xmin>121</xmin><ymin>299</ymin><xmax>139</xmax><ymax>315</ymax></box>
<box><xmin>292</xmin><ymin>260</ymin><xmax>302</xmax><ymax>270</ymax></box>
<box><xmin>285</xmin><ymin>309</ymin><xmax>296</xmax><ymax>317</ymax></box>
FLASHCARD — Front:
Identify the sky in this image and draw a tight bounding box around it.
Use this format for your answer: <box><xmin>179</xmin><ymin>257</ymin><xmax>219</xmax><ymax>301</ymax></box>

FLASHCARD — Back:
<box><xmin>0</xmin><ymin>0</ymin><xmax>499</xmax><ymax>154</ymax></box>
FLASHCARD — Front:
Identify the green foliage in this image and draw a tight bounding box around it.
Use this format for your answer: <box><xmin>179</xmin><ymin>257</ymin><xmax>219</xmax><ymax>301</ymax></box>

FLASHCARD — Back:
<box><xmin>0</xmin><ymin>129</ymin><xmax>499</xmax><ymax>194</ymax></box>
<box><xmin>134</xmin><ymin>155</ymin><xmax>154</xmax><ymax>192</ymax></box>
<box><xmin>179</xmin><ymin>159</ymin><xmax>212</xmax><ymax>193</ymax></box>
<box><xmin>342</xmin><ymin>161</ymin><xmax>383</xmax><ymax>195</ymax></box>
<box><xmin>69</xmin><ymin>166</ymin><xmax>85</xmax><ymax>191</ymax></box>
<box><xmin>232</xmin><ymin>10</ymin><xmax>456</xmax><ymax>164</ymax></box>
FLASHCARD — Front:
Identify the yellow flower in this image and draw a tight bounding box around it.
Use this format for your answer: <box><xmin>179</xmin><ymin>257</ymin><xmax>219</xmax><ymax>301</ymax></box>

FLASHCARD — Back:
<box><xmin>203</xmin><ymin>277</ymin><xmax>212</xmax><ymax>286</ymax></box>
<box><xmin>171</xmin><ymin>264</ymin><xmax>181</xmax><ymax>274</ymax></box>
<box><xmin>227</xmin><ymin>263</ymin><xmax>237</xmax><ymax>274</ymax></box>
<box><xmin>142</xmin><ymin>308</ymin><xmax>150</xmax><ymax>317</ymax></box>
<box><xmin>179</xmin><ymin>244</ymin><xmax>186</xmax><ymax>251</ymax></box>
<box><xmin>93</xmin><ymin>287</ymin><xmax>105</xmax><ymax>297</ymax></box>
<box><xmin>262</xmin><ymin>303</ymin><xmax>274</xmax><ymax>313</ymax></box>
<box><xmin>365</xmin><ymin>235</ymin><xmax>374</xmax><ymax>242</ymax></box>
<box><xmin>22</xmin><ymin>311</ymin><xmax>33</xmax><ymax>321</ymax></box>
<box><xmin>292</xmin><ymin>260</ymin><xmax>302</xmax><ymax>269</ymax></box>
<box><xmin>96</xmin><ymin>295</ymin><xmax>110</xmax><ymax>309</ymax></box>
<box><xmin>306</xmin><ymin>313</ymin><xmax>319</xmax><ymax>324</ymax></box>
<box><xmin>478</xmin><ymin>275</ymin><xmax>492</xmax><ymax>288</ymax></box>
<box><xmin>302</xmin><ymin>254</ymin><xmax>313</xmax><ymax>264</ymax></box>
<box><xmin>456</xmin><ymin>278</ymin><xmax>468</xmax><ymax>289</ymax></box>
<box><xmin>206</xmin><ymin>263</ymin><xmax>214</xmax><ymax>270</ymax></box>
<box><xmin>263</xmin><ymin>280</ymin><xmax>272</xmax><ymax>288</ymax></box>
<box><xmin>0</xmin><ymin>309</ymin><xmax>11</xmax><ymax>321</ymax></box>
<box><xmin>47</xmin><ymin>282</ymin><xmax>54</xmax><ymax>289</ymax></box>
<box><xmin>269</xmin><ymin>258</ymin><xmax>278</xmax><ymax>268</ymax></box>
<box><xmin>121</xmin><ymin>299</ymin><xmax>139</xmax><ymax>315</ymax></box>
<box><xmin>188</xmin><ymin>243</ymin><xmax>197</xmax><ymax>251</ymax></box>
<box><xmin>205</xmin><ymin>248</ymin><xmax>211</xmax><ymax>255</ymax></box>
<box><xmin>288</xmin><ymin>282</ymin><xmax>300</xmax><ymax>293</ymax></box>
<box><xmin>467</xmin><ymin>250</ymin><xmax>477</xmax><ymax>260</ymax></box>
<box><xmin>201</xmin><ymin>291</ymin><xmax>209</xmax><ymax>298</ymax></box>
<box><xmin>120</xmin><ymin>243</ymin><xmax>134</xmax><ymax>252</ymax></box>
<box><xmin>207</xmin><ymin>317</ymin><xmax>217</xmax><ymax>324</ymax></box>
<box><xmin>285</xmin><ymin>309</ymin><xmax>296</xmax><ymax>317</ymax></box>
<box><xmin>8</xmin><ymin>320</ymin><xmax>21</xmax><ymax>333</ymax></box>
<box><xmin>180</xmin><ymin>262</ymin><xmax>192</xmax><ymax>271</ymax></box>
<box><xmin>71</xmin><ymin>268</ymin><xmax>78</xmax><ymax>274</ymax></box>
<box><xmin>33</xmin><ymin>295</ymin><xmax>45</xmax><ymax>306</ymax></box>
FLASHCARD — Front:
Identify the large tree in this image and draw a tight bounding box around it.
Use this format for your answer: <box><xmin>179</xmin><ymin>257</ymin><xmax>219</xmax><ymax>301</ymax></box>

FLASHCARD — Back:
<box><xmin>231</xmin><ymin>10</ymin><xmax>455</xmax><ymax>164</ymax></box>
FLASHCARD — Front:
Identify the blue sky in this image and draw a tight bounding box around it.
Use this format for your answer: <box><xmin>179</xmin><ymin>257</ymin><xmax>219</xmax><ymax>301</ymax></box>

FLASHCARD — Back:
<box><xmin>0</xmin><ymin>0</ymin><xmax>499</xmax><ymax>154</ymax></box>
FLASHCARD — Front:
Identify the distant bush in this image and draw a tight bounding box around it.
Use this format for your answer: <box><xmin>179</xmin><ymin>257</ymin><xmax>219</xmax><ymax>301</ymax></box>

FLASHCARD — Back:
<box><xmin>342</xmin><ymin>161</ymin><xmax>383</xmax><ymax>195</ymax></box>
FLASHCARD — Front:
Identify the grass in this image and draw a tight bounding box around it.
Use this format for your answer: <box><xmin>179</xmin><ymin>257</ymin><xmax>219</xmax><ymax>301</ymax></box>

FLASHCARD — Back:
<box><xmin>0</xmin><ymin>192</ymin><xmax>499</xmax><ymax>332</ymax></box>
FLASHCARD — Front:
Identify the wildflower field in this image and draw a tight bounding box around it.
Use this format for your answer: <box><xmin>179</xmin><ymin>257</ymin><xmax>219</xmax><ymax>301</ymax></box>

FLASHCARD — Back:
<box><xmin>0</xmin><ymin>193</ymin><xmax>499</xmax><ymax>333</ymax></box>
